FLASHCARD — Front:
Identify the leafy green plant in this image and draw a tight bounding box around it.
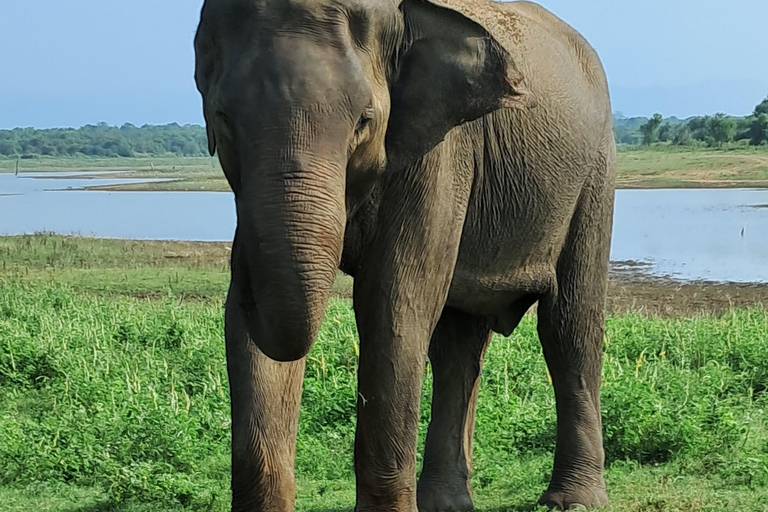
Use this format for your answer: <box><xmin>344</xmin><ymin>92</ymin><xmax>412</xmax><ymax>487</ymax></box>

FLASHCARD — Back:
<box><xmin>1</xmin><ymin>282</ymin><xmax>767</xmax><ymax>510</ymax></box>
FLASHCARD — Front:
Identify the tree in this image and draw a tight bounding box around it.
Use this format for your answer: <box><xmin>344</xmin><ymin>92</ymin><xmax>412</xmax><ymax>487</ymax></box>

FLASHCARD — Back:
<box><xmin>613</xmin><ymin>116</ymin><xmax>647</xmax><ymax>145</ymax></box>
<box><xmin>687</xmin><ymin>116</ymin><xmax>708</xmax><ymax>142</ymax></box>
<box><xmin>735</xmin><ymin>116</ymin><xmax>754</xmax><ymax>142</ymax></box>
<box><xmin>639</xmin><ymin>113</ymin><xmax>663</xmax><ymax>145</ymax></box>
<box><xmin>706</xmin><ymin>113</ymin><xmax>736</xmax><ymax>145</ymax></box>
<box><xmin>750</xmin><ymin>114</ymin><xmax>768</xmax><ymax>146</ymax></box>
<box><xmin>658</xmin><ymin>123</ymin><xmax>672</xmax><ymax>142</ymax></box>
<box><xmin>0</xmin><ymin>139</ymin><xmax>19</xmax><ymax>156</ymax></box>
<box><xmin>746</xmin><ymin>97</ymin><xmax>768</xmax><ymax>146</ymax></box>
<box><xmin>686</xmin><ymin>114</ymin><xmax>736</xmax><ymax>146</ymax></box>
<box><xmin>0</xmin><ymin>124</ymin><xmax>209</xmax><ymax>158</ymax></box>
<box><xmin>755</xmin><ymin>96</ymin><xmax>768</xmax><ymax>116</ymax></box>
<box><xmin>672</xmin><ymin>124</ymin><xmax>692</xmax><ymax>145</ymax></box>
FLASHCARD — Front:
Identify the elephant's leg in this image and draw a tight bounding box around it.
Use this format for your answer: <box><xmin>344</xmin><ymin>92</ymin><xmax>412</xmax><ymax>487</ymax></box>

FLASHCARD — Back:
<box><xmin>353</xmin><ymin>268</ymin><xmax>458</xmax><ymax>512</ymax></box>
<box><xmin>536</xmin><ymin>179</ymin><xmax>613</xmax><ymax>510</ymax></box>
<box><xmin>353</xmin><ymin>295</ymin><xmax>436</xmax><ymax>512</ymax></box>
<box><xmin>225</xmin><ymin>287</ymin><xmax>305</xmax><ymax>512</ymax></box>
<box><xmin>417</xmin><ymin>308</ymin><xmax>491</xmax><ymax>512</ymax></box>
<box><xmin>352</xmin><ymin>148</ymin><xmax>470</xmax><ymax>512</ymax></box>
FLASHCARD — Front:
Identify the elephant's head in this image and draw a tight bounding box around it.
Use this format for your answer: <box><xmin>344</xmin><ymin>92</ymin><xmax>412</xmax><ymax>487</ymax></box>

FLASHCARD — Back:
<box><xmin>195</xmin><ymin>0</ymin><xmax>532</xmax><ymax>362</ymax></box>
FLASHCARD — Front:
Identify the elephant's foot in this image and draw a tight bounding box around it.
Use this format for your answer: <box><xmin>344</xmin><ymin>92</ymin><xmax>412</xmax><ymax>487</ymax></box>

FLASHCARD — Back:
<box><xmin>355</xmin><ymin>490</ymin><xmax>418</xmax><ymax>512</ymax></box>
<box><xmin>232</xmin><ymin>495</ymin><xmax>294</xmax><ymax>512</ymax></box>
<box><xmin>417</xmin><ymin>479</ymin><xmax>474</xmax><ymax>512</ymax></box>
<box><xmin>539</xmin><ymin>484</ymin><xmax>609</xmax><ymax>510</ymax></box>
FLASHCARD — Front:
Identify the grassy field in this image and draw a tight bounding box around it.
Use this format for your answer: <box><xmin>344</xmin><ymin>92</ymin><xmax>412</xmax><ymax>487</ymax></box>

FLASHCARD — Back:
<box><xmin>3</xmin><ymin>146</ymin><xmax>768</xmax><ymax>191</ymax></box>
<box><xmin>616</xmin><ymin>146</ymin><xmax>768</xmax><ymax>189</ymax></box>
<box><xmin>4</xmin><ymin>233</ymin><xmax>767</xmax><ymax>316</ymax></box>
<box><xmin>1</xmin><ymin>234</ymin><xmax>768</xmax><ymax>511</ymax></box>
<box><xmin>0</xmin><ymin>235</ymin><xmax>355</xmax><ymax>299</ymax></box>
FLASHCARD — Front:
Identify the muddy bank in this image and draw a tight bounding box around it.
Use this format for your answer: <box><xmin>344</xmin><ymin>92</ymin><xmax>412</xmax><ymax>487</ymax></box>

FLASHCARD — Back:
<box><xmin>607</xmin><ymin>262</ymin><xmax>767</xmax><ymax>316</ymax></box>
<box><xmin>5</xmin><ymin>235</ymin><xmax>765</xmax><ymax>317</ymax></box>
<box><xmin>607</xmin><ymin>279</ymin><xmax>767</xmax><ymax>317</ymax></box>
<box><xmin>334</xmin><ymin>266</ymin><xmax>768</xmax><ymax>318</ymax></box>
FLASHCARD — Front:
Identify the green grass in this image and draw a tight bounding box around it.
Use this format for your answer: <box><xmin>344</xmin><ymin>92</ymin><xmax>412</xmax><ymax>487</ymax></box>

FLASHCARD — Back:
<box><xmin>0</xmin><ymin>234</ymin><xmax>231</xmax><ymax>298</ymax></box>
<box><xmin>1</xmin><ymin>276</ymin><xmax>768</xmax><ymax>511</ymax></box>
<box><xmin>4</xmin><ymin>146</ymin><xmax>768</xmax><ymax>192</ymax></box>
<box><xmin>0</xmin><ymin>155</ymin><xmax>219</xmax><ymax>174</ymax></box>
<box><xmin>1</xmin><ymin>234</ymin><xmax>767</xmax><ymax>510</ymax></box>
<box><xmin>615</xmin><ymin>145</ymin><xmax>768</xmax><ymax>188</ymax></box>
<box><xmin>0</xmin><ymin>234</ymin><xmax>355</xmax><ymax>300</ymax></box>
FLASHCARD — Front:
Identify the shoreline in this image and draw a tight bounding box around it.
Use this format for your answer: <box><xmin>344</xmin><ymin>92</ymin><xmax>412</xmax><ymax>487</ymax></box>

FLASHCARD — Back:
<box><xmin>87</xmin><ymin>180</ymin><xmax>768</xmax><ymax>192</ymax></box>
<box><xmin>3</xmin><ymin>146</ymin><xmax>768</xmax><ymax>191</ymax></box>
<box><xmin>1</xmin><ymin>234</ymin><xmax>765</xmax><ymax>317</ymax></box>
<box><xmin>6</xmin><ymin>168</ymin><xmax>768</xmax><ymax>192</ymax></box>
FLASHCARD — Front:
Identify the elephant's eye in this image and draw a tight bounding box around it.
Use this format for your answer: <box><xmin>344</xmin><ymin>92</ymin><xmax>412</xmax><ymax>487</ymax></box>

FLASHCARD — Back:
<box><xmin>356</xmin><ymin>105</ymin><xmax>375</xmax><ymax>133</ymax></box>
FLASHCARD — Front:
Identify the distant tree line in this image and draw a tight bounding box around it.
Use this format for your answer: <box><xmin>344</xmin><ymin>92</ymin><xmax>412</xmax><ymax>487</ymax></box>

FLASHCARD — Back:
<box><xmin>3</xmin><ymin>97</ymin><xmax>768</xmax><ymax>159</ymax></box>
<box><xmin>0</xmin><ymin>122</ymin><xmax>208</xmax><ymax>158</ymax></box>
<box><xmin>615</xmin><ymin>96</ymin><xmax>768</xmax><ymax>147</ymax></box>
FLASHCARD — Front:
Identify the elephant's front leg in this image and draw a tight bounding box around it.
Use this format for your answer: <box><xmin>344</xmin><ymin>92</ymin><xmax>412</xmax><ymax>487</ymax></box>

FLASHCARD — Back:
<box><xmin>354</xmin><ymin>282</ymin><xmax>458</xmax><ymax>512</ymax></box>
<box><xmin>353</xmin><ymin>295</ymin><xmax>435</xmax><ymax>511</ymax></box>
<box><xmin>225</xmin><ymin>287</ymin><xmax>305</xmax><ymax>512</ymax></box>
<box><xmin>351</xmin><ymin>150</ymin><xmax>470</xmax><ymax>512</ymax></box>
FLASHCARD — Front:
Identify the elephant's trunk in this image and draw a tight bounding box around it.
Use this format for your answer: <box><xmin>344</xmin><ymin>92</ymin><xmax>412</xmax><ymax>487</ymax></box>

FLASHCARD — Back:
<box><xmin>234</xmin><ymin>148</ymin><xmax>346</xmax><ymax>362</ymax></box>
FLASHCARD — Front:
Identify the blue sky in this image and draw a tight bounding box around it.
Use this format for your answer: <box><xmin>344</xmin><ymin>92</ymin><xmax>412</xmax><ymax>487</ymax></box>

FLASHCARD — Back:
<box><xmin>1</xmin><ymin>0</ymin><xmax>766</xmax><ymax>129</ymax></box>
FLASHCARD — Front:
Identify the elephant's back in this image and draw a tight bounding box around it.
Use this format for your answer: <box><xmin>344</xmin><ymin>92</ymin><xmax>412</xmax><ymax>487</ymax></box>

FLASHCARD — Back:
<box><xmin>492</xmin><ymin>1</ymin><xmax>612</xmax><ymax>131</ymax></box>
<box><xmin>487</xmin><ymin>0</ymin><xmax>614</xmax><ymax>186</ymax></box>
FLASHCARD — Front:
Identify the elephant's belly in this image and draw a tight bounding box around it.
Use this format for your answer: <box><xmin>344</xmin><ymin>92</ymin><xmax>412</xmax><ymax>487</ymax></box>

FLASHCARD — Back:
<box><xmin>445</xmin><ymin>157</ymin><xmax>577</xmax><ymax>332</ymax></box>
<box><xmin>445</xmin><ymin>254</ymin><xmax>557</xmax><ymax>335</ymax></box>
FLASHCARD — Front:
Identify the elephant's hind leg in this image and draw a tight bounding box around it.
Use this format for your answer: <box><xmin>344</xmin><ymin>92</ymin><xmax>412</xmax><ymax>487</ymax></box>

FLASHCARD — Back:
<box><xmin>418</xmin><ymin>308</ymin><xmax>491</xmax><ymax>512</ymax></box>
<box><xmin>225</xmin><ymin>287</ymin><xmax>305</xmax><ymax>512</ymax></box>
<box><xmin>536</xmin><ymin>175</ymin><xmax>613</xmax><ymax>510</ymax></box>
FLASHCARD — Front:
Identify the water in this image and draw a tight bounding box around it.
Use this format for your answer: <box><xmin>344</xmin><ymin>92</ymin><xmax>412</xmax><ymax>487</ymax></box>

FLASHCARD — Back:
<box><xmin>0</xmin><ymin>171</ymin><xmax>174</xmax><ymax>195</ymax></box>
<box><xmin>1</xmin><ymin>172</ymin><xmax>767</xmax><ymax>282</ymax></box>
<box><xmin>0</xmin><ymin>172</ymin><xmax>236</xmax><ymax>242</ymax></box>
<box><xmin>612</xmin><ymin>188</ymin><xmax>768</xmax><ymax>283</ymax></box>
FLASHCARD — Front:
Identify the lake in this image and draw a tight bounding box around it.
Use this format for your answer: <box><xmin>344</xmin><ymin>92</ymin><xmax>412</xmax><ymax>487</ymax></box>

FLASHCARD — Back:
<box><xmin>1</xmin><ymin>172</ymin><xmax>767</xmax><ymax>283</ymax></box>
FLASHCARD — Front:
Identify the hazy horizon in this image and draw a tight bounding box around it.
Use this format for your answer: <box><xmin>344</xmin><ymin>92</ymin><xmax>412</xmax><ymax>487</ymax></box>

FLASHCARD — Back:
<box><xmin>2</xmin><ymin>0</ymin><xmax>767</xmax><ymax>130</ymax></box>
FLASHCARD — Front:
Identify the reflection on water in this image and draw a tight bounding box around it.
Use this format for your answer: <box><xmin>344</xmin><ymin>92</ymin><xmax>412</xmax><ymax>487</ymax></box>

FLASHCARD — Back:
<box><xmin>1</xmin><ymin>172</ymin><xmax>766</xmax><ymax>282</ymax></box>
<box><xmin>1</xmin><ymin>171</ymin><xmax>174</xmax><ymax>195</ymax></box>
<box><xmin>0</xmin><ymin>172</ymin><xmax>235</xmax><ymax>242</ymax></box>
<box><xmin>612</xmin><ymin>189</ymin><xmax>768</xmax><ymax>283</ymax></box>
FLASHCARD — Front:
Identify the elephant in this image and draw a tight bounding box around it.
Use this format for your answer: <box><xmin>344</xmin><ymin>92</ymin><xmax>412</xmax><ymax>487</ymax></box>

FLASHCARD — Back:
<box><xmin>194</xmin><ymin>0</ymin><xmax>615</xmax><ymax>510</ymax></box>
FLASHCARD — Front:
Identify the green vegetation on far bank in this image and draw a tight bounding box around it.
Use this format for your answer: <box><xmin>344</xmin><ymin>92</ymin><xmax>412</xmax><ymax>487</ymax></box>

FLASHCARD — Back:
<box><xmin>2</xmin><ymin>98</ymin><xmax>768</xmax><ymax>192</ymax></box>
<box><xmin>0</xmin><ymin>123</ymin><xmax>208</xmax><ymax>159</ymax></box>
<box><xmin>5</xmin><ymin>144</ymin><xmax>768</xmax><ymax>191</ymax></box>
<box><xmin>1</xmin><ymin>234</ymin><xmax>768</xmax><ymax>511</ymax></box>
<box><xmin>1</xmin><ymin>96</ymin><xmax>766</xmax><ymax>162</ymax></box>
<box><xmin>616</xmin><ymin>145</ymin><xmax>768</xmax><ymax>188</ymax></box>
<box><xmin>615</xmin><ymin>96</ymin><xmax>768</xmax><ymax>147</ymax></box>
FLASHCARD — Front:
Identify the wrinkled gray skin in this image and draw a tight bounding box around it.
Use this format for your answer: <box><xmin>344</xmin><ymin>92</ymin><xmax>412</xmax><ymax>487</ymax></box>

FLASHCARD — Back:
<box><xmin>194</xmin><ymin>0</ymin><xmax>615</xmax><ymax>510</ymax></box>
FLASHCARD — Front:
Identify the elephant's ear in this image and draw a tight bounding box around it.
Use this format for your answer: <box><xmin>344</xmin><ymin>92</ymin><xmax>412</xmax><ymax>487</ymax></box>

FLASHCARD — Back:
<box><xmin>197</xmin><ymin>79</ymin><xmax>217</xmax><ymax>157</ymax></box>
<box><xmin>194</xmin><ymin>33</ymin><xmax>217</xmax><ymax>157</ymax></box>
<box><xmin>386</xmin><ymin>0</ymin><xmax>533</xmax><ymax>169</ymax></box>
<box><xmin>203</xmin><ymin>105</ymin><xmax>217</xmax><ymax>157</ymax></box>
